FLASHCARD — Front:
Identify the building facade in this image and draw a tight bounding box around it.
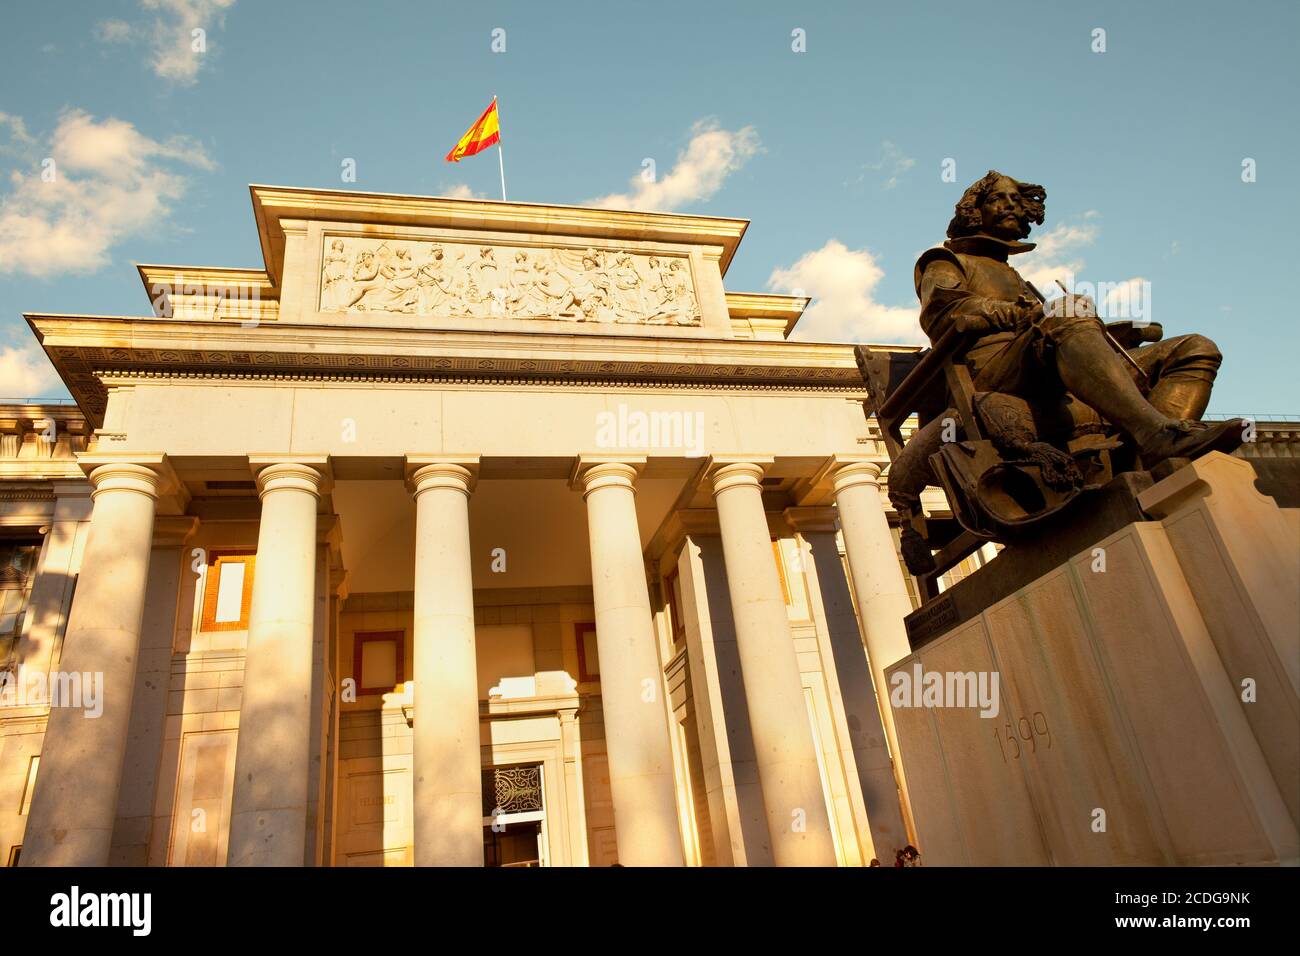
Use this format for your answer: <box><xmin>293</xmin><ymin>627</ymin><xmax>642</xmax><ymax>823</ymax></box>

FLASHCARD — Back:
<box><xmin>2</xmin><ymin>186</ymin><xmax>1294</xmax><ymax>866</ymax></box>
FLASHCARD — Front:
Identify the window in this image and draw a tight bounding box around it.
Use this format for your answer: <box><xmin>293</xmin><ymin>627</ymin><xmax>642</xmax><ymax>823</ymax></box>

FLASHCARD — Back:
<box><xmin>481</xmin><ymin>764</ymin><xmax>546</xmax><ymax>868</ymax></box>
<box><xmin>663</xmin><ymin>568</ymin><xmax>686</xmax><ymax>645</ymax></box>
<box><xmin>889</xmin><ymin>525</ymin><xmax>923</xmax><ymax>611</ymax></box>
<box><xmin>772</xmin><ymin>540</ymin><xmax>792</xmax><ymax>605</ymax></box>
<box><xmin>938</xmin><ymin>553</ymin><xmax>982</xmax><ymax>593</ymax></box>
<box><xmin>199</xmin><ymin>551</ymin><xmax>255</xmax><ymax>632</ymax></box>
<box><xmin>0</xmin><ymin>539</ymin><xmax>41</xmax><ymax>667</ymax></box>
<box><xmin>574</xmin><ymin>622</ymin><xmax>599</xmax><ymax>682</ymax></box>
<box><xmin>352</xmin><ymin>630</ymin><xmax>404</xmax><ymax>696</ymax></box>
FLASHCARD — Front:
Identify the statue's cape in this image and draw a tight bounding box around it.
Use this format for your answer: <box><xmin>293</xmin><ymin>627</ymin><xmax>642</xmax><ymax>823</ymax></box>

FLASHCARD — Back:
<box><xmin>913</xmin><ymin>234</ymin><xmax>1037</xmax><ymax>296</ymax></box>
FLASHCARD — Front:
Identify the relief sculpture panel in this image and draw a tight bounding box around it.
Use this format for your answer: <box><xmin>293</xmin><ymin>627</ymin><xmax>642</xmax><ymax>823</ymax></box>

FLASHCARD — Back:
<box><xmin>320</xmin><ymin>236</ymin><xmax>701</xmax><ymax>326</ymax></box>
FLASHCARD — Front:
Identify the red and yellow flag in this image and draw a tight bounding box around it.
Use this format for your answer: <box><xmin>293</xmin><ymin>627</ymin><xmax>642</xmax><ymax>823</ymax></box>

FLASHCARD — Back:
<box><xmin>445</xmin><ymin>98</ymin><xmax>501</xmax><ymax>163</ymax></box>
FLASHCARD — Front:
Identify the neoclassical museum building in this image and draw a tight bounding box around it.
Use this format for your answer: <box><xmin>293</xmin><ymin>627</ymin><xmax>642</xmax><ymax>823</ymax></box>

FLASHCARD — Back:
<box><xmin>1</xmin><ymin>186</ymin><xmax>1294</xmax><ymax>867</ymax></box>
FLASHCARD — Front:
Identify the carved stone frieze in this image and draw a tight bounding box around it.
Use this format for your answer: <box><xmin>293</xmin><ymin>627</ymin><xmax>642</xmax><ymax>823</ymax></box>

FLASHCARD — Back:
<box><xmin>320</xmin><ymin>237</ymin><xmax>701</xmax><ymax>326</ymax></box>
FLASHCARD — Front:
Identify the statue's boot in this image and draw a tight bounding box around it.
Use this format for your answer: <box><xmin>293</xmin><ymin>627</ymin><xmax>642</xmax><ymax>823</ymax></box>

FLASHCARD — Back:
<box><xmin>1052</xmin><ymin>329</ymin><xmax>1244</xmax><ymax>468</ymax></box>
<box><xmin>1135</xmin><ymin>418</ymin><xmax>1247</xmax><ymax>469</ymax></box>
<box><xmin>1053</xmin><ymin>330</ymin><xmax>1170</xmax><ymax>442</ymax></box>
<box><xmin>1147</xmin><ymin>377</ymin><xmax>1213</xmax><ymax>421</ymax></box>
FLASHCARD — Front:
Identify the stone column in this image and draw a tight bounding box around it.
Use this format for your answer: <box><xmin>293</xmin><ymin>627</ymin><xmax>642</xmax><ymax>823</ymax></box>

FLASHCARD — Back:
<box><xmin>111</xmin><ymin>516</ymin><xmax>199</xmax><ymax>865</ymax></box>
<box><xmin>673</xmin><ymin>527</ymin><xmax>773</xmax><ymax>866</ymax></box>
<box><xmin>558</xmin><ymin>705</ymin><xmax>590</xmax><ymax>867</ymax></box>
<box><xmin>409</xmin><ymin>458</ymin><xmax>483</xmax><ymax>866</ymax></box>
<box><xmin>576</xmin><ymin>458</ymin><xmax>684</xmax><ymax>866</ymax></box>
<box><xmin>21</xmin><ymin>461</ymin><xmax>162</xmax><ymax>866</ymax></box>
<box><xmin>15</xmin><ymin>482</ymin><xmax>92</xmax><ymax>679</ymax></box>
<box><xmin>786</xmin><ymin>506</ymin><xmax>909</xmax><ymax>861</ymax></box>
<box><xmin>830</xmin><ymin>458</ymin><xmax>917</xmax><ymax>837</ymax></box>
<box><xmin>709</xmin><ymin>460</ymin><xmax>837</xmax><ymax>866</ymax></box>
<box><xmin>227</xmin><ymin>460</ymin><xmax>324</xmax><ymax>866</ymax></box>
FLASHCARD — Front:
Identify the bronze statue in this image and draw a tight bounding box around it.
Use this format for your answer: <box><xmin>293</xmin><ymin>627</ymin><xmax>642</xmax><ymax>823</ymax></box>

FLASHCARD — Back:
<box><xmin>857</xmin><ymin>171</ymin><xmax>1245</xmax><ymax>581</ymax></box>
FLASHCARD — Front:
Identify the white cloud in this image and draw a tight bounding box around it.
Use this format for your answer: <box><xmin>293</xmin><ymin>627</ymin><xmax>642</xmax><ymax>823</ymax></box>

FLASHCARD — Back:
<box><xmin>587</xmin><ymin>119</ymin><xmax>760</xmax><ymax>212</ymax></box>
<box><xmin>439</xmin><ymin>184</ymin><xmax>483</xmax><ymax>200</ymax></box>
<box><xmin>0</xmin><ymin>112</ymin><xmax>35</xmax><ymax>158</ymax></box>
<box><xmin>96</xmin><ymin>19</ymin><xmax>133</xmax><ymax>43</ymax></box>
<box><xmin>0</xmin><ymin>109</ymin><xmax>214</xmax><ymax>278</ymax></box>
<box><xmin>1100</xmin><ymin>276</ymin><xmax>1151</xmax><ymax>320</ymax></box>
<box><xmin>95</xmin><ymin>1</ymin><xmax>236</xmax><ymax>85</ymax></box>
<box><xmin>0</xmin><ymin>344</ymin><xmax>62</xmax><ymax>398</ymax></box>
<box><xmin>1016</xmin><ymin>214</ymin><xmax>1147</xmax><ymax>317</ymax></box>
<box><xmin>859</xmin><ymin>140</ymin><xmax>915</xmax><ymax>190</ymax></box>
<box><xmin>768</xmin><ymin>240</ymin><xmax>923</xmax><ymax>344</ymax></box>
<box><xmin>1015</xmin><ymin>217</ymin><xmax>1099</xmax><ymax>293</ymax></box>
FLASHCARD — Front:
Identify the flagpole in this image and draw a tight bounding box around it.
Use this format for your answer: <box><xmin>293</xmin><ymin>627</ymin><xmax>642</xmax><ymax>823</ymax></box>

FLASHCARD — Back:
<box><xmin>494</xmin><ymin>94</ymin><xmax>507</xmax><ymax>202</ymax></box>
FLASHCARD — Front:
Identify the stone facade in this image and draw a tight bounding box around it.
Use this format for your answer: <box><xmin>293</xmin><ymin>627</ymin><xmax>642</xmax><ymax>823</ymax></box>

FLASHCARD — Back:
<box><xmin>2</xmin><ymin>187</ymin><xmax>1295</xmax><ymax>866</ymax></box>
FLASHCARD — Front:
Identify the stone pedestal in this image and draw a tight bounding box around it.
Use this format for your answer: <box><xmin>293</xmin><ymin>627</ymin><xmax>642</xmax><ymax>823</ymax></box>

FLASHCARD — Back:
<box><xmin>886</xmin><ymin>454</ymin><xmax>1299</xmax><ymax>866</ymax></box>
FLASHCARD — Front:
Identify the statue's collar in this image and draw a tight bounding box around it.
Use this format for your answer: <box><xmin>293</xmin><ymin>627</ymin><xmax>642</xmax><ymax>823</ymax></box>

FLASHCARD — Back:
<box><xmin>944</xmin><ymin>233</ymin><xmax>1036</xmax><ymax>260</ymax></box>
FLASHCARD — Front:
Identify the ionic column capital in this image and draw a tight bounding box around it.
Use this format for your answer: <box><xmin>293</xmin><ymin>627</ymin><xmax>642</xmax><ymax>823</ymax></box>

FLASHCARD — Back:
<box><xmin>707</xmin><ymin>457</ymin><xmax>772</xmax><ymax>497</ymax></box>
<box><xmin>76</xmin><ymin>452</ymin><xmax>184</xmax><ymax>507</ymax></box>
<box><xmin>578</xmin><ymin>462</ymin><xmax>638</xmax><ymax>497</ymax></box>
<box><xmin>248</xmin><ymin>454</ymin><xmax>331</xmax><ymax>498</ymax></box>
<box><xmin>405</xmin><ymin>455</ymin><xmax>480</xmax><ymax>497</ymax></box>
<box><xmin>830</xmin><ymin>458</ymin><xmax>886</xmax><ymax>495</ymax></box>
<box><xmin>570</xmin><ymin>455</ymin><xmax>646</xmax><ymax>498</ymax></box>
<box><xmin>253</xmin><ymin>461</ymin><xmax>325</xmax><ymax>499</ymax></box>
<box><xmin>86</xmin><ymin>461</ymin><xmax>163</xmax><ymax>501</ymax></box>
<box><xmin>410</xmin><ymin>462</ymin><xmax>475</xmax><ymax>498</ymax></box>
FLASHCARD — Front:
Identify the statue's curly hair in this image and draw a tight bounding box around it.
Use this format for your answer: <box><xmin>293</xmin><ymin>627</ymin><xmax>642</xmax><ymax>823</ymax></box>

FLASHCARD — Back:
<box><xmin>946</xmin><ymin>170</ymin><xmax>1046</xmax><ymax>240</ymax></box>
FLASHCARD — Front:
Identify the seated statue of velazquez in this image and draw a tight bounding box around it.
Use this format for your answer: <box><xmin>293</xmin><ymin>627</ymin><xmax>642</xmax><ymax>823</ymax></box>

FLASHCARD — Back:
<box><xmin>874</xmin><ymin>170</ymin><xmax>1245</xmax><ymax>573</ymax></box>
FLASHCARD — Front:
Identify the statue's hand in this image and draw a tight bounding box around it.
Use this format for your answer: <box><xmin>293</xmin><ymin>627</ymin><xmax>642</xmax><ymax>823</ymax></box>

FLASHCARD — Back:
<box><xmin>1044</xmin><ymin>293</ymin><xmax>1097</xmax><ymax>320</ymax></box>
<box><xmin>1106</xmin><ymin>320</ymin><xmax>1164</xmax><ymax>348</ymax></box>
<box><xmin>1008</xmin><ymin>292</ymin><xmax>1043</xmax><ymax>330</ymax></box>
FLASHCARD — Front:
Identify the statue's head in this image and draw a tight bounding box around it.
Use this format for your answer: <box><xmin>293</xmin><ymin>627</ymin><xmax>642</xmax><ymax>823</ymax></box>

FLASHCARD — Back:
<box><xmin>947</xmin><ymin>171</ymin><xmax>1046</xmax><ymax>242</ymax></box>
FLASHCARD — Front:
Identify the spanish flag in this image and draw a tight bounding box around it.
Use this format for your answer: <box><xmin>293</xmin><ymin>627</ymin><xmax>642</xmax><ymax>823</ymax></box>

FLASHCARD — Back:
<box><xmin>445</xmin><ymin>98</ymin><xmax>501</xmax><ymax>163</ymax></box>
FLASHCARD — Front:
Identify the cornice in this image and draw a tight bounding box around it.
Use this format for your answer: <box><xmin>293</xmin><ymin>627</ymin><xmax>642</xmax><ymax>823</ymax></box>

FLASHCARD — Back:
<box><xmin>0</xmin><ymin>404</ymin><xmax>86</xmax><ymax>423</ymax></box>
<box><xmin>135</xmin><ymin>264</ymin><xmax>277</xmax><ymax>317</ymax></box>
<box><xmin>725</xmin><ymin>291</ymin><xmax>809</xmax><ymax>339</ymax></box>
<box><xmin>0</xmin><ymin>461</ymin><xmax>85</xmax><ymax>482</ymax></box>
<box><xmin>27</xmin><ymin>313</ymin><xmax>868</xmax><ymax>425</ymax></box>
<box><xmin>0</xmin><ymin>486</ymin><xmax>56</xmax><ymax>501</ymax></box>
<box><xmin>249</xmin><ymin>183</ymin><xmax>750</xmax><ymax>286</ymax></box>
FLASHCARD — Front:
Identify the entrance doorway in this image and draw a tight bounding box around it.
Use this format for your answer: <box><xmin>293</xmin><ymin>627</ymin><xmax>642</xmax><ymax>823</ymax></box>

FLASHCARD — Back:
<box><xmin>482</xmin><ymin>763</ymin><xmax>548</xmax><ymax>867</ymax></box>
<box><xmin>484</xmin><ymin>820</ymin><xmax>543</xmax><ymax>867</ymax></box>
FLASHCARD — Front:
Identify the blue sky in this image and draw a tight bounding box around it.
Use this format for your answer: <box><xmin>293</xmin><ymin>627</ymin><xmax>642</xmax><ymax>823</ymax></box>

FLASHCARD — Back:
<box><xmin>1</xmin><ymin>0</ymin><xmax>1297</xmax><ymax>414</ymax></box>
